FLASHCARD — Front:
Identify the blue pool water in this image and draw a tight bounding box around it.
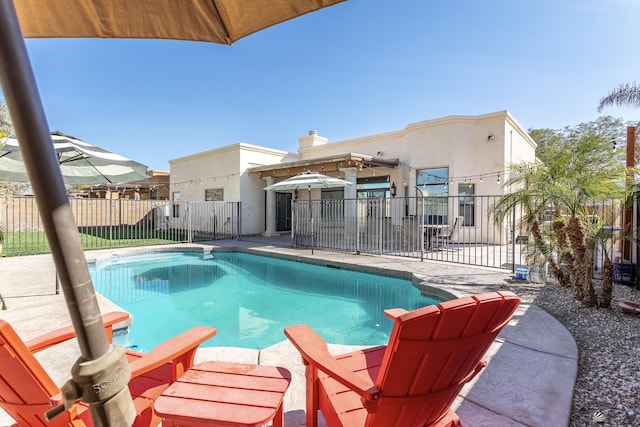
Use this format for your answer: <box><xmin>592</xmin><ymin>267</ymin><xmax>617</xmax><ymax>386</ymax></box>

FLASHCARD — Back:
<box><xmin>90</xmin><ymin>251</ymin><xmax>440</xmax><ymax>351</ymax></box>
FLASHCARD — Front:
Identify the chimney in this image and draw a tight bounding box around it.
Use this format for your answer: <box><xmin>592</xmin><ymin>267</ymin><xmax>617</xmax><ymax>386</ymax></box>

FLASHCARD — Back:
<box><xmin>298</xmin><ymin>130</ymin><xmax>328</xmax><ymax>151</ymax></box>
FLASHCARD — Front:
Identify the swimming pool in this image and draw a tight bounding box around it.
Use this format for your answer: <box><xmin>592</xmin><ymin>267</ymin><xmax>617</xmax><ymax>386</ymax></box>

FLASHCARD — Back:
<box><xmin>90</xmin><ymin>251</ymin><xmax>441</xmax><ymax>351</ymax></box>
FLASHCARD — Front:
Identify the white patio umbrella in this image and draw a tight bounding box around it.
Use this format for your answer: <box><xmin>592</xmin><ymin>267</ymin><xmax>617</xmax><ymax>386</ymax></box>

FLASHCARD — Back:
<box><xmin>0</xmin><ymin>132</ymin><xmax>149</xmax><ymax>185</ymax></box>
<box><xmin>264</xmin><ymin>171</ymin><xmax>352</xmax><ymax>253</ymax></box>
<box><xmin>0</xmin><ymin>1</ymin><xmax>346</xmax><ymax>424</ymax></box>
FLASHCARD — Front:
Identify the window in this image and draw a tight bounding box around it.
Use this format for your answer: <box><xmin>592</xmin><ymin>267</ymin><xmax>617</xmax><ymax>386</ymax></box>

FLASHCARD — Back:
<box><xmin>356</xmin><ymin>176</ymin><xmax>391</xmax><ymax>199</ymax></box>
<box><xmin>356</xmin><ymin>176</ymin><xmax>391</xmax><ymax>217</ymax></box>
<box><xmin>205</xmin><ymin>188</ymin><xmax>224</xmax><ymax>201</ymax></box>
<box><xmin>321</xmin><ymin>189</ymin><xmax>344</xmax><ymax>218</ymax></box>
<box><xmin>458</xmin><ymin>183</ymin><xmax>475</xmax><ymax>226</ymax></box>
<box><xmin>416</xmin><ymin>167</ymin><xmax>449</xmax><ymax>224</ymax></box>
<box><xmin>416</xmin><ymin>167</ymin><xmax>448</xmax><ymax>195</ymax></box>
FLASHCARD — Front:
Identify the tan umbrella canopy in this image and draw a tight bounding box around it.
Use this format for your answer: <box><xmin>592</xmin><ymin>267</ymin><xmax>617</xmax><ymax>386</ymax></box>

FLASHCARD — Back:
<box><xmin>15</xmin><ymin>0</ymin><xmax>344</xmax><ymax>44</ymax></box>
<box><xmin>0</xmin><ymin>1</ymin><xmax>346</xmax><ymax>425</ymax></box>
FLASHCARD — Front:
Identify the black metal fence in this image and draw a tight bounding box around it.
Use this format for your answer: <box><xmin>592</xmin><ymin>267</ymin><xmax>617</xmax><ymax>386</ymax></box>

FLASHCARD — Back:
<box><xmin>2</xmin><ymin>195</ymin><xmax>630</xmax><ymax>281</ymax></box>
<box><xmin>292</xmin><ymin>196</ymin><xmax>629</xmax><ymax>274</ymax></box>
<box><xmin>0</xmin><ymin>197</ymin><xmax>240</xmax><ymax>256</ymax></box>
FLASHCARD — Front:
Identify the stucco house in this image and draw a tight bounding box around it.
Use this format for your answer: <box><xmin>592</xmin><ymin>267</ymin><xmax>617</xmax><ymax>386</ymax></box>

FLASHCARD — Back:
<box><xmin>169</xmin><ymin>110</ymin><xmax>536</xmax><ymax>240</ymax></box>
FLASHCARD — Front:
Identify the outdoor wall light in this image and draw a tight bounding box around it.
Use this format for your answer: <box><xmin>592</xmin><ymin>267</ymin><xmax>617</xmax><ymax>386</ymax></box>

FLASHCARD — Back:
<box><xmin>487</xmin><ymin>134</ymin><xmax>495</xmax><ymax>141</ymax></box>
<box><xmin>391</xmin><ymin>182</ymin><xmax>397</xmax><ymax>197</ymax></box>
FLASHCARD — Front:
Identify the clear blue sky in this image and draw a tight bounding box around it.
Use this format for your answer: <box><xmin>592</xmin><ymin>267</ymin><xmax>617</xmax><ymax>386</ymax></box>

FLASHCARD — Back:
<box><xmin>4</xmin><ymin>0</ymin><xmax>640</xmax><ymax>170</ymax></box>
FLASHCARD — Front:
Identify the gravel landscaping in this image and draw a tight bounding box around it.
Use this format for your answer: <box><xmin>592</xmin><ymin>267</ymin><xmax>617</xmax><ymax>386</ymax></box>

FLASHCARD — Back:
<box><xmin>500</xmin><ymin>278</ymin><xmax>640</xmax><ymax>427</ymax></box>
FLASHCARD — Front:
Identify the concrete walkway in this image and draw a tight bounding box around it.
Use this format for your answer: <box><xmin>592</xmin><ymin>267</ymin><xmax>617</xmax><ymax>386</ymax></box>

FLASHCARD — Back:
<box><xmin>0</xmin><ymin>237</ymin><xmax>578</xmax><ymax>426</ymax></box>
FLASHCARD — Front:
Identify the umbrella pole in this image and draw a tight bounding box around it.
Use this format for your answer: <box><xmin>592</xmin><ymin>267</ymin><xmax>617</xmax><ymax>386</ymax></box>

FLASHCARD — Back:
<box><xmin>0</xmin><ymin>2</ymin><xmax>135</xmax><ymax>425</ymax></box>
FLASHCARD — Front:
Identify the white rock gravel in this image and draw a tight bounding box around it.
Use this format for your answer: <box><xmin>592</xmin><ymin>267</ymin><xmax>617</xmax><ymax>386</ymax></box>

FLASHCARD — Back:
<box><xmin>499</xmin><ymin>278</ymin><xmax>640</xmax><ymax>427</ymax></box>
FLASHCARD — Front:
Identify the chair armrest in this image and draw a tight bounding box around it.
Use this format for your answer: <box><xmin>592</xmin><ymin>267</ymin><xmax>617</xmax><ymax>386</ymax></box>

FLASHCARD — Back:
<box><xmin>26</xmin><ymin>312</ymin><xmax>130</xmax><ymax>353</ymax></box>
<box><xmin>383</xmin><ymin>308</ymin><xmax>408</xmax><ymax>321</ymax></box>
<box><xmin>284</xmin><ymin>324</ymin><xmax>380</xmax><ymax>401</ymax></box>
<box><xmin>128</xmin><ymin>326</ymin><xmax>216</xmax><ymax>381</ymax></box>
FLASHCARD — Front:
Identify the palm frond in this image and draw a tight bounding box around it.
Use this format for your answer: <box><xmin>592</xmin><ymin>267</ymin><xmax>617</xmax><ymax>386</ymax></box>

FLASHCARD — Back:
<box><xmin>597</xmin><ymin>82</ymin><xmax>640</xmax><ymax>112</ymax></box>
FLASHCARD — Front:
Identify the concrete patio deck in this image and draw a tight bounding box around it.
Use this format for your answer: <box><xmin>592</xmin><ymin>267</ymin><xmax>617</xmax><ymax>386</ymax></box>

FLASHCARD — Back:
<box><xmin>0</xmin><ymin>236</ymin><xmax>578</xmax><ymax>426</ymax></box>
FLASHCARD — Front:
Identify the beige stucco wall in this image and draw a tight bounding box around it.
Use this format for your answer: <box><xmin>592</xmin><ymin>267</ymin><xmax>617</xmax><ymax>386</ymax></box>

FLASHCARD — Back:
<box><xmin>170</xmin><ymin>145</ymin><xmax>241</xmax><ymax>202</ymax></box>
<box><xmin>169</xmin><ymin>143</ymin><xmax>293</xmax><ymax>235</ymax></box>
<box><xmin>297</xmin><ymin>111</ymin><xmax>536</xmax><ymax>198</ymax></box>
<box><xmin>292</xmin><ymin>111</ymin><xmax>536</xmax><ymax>244</ymax></box>
<box><xmin>238</xmin><ymin>144</ymin><xmax>296</xmax><ymax>234</ymax></box>
<box><xmin>169</xmin><ymin>111</ymin><xmax>536</xmax><ymax>238</ymax></box>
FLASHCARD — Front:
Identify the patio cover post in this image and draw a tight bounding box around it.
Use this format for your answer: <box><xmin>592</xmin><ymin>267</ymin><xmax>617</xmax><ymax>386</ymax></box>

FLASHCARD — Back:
<box><xmin>0</xmin><ymin>1</ymin><xmax>135</xmax><ymax>425</ymax></box>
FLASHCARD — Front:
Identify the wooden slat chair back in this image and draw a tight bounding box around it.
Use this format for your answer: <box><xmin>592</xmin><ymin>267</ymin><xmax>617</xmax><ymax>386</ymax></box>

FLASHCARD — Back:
<box><xmin>0</xmin><ymin>312</ymin><xmax>216</xmax><ymax>427</ymax></box>
<box><xmin>432</xmin><ymin>216</ymin><xmax>464</xmax><ymax>249</ymax></box>
<box><xmin>370</xmin><ymin>291</ymin><xmax>518</xmax><ymax>426</ymax></box>
<box><xmin>285</xmin><ymin>291</ymin><xmax>520</xmax><ymax>427</ymax></box>
<box><xmin>0</xmin><ymin>313</ymin><xmax>122</xmax><ymax>426</ymax></box>
<box><xmin>0</xmin><ymin>319</ymin><xmax>79</xmax><ymax>426</ymax></box>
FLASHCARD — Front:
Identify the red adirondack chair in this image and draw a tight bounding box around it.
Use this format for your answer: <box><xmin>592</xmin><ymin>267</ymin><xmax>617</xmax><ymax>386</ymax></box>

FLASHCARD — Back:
<box><xmin>0</xmin><ymin>311</ymin><xmax>216</xmax><ymax>427</ymax></box>
<box><xmin>285</xmin><ymin>291</ymin><xmax>520</xmax><ymax>427</ymax></box>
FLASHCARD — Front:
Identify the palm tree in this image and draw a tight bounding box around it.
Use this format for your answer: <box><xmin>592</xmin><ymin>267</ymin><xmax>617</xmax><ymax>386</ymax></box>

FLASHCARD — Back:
<box><xmin>494</xmin><ymin>122</ymin><xmax>630</xmax><ymax>307</ymax></box>
<box><xmin>554</xmin><ymin>132</ymin><xmax>629</xmax><ymax>306</ymax></box>
<box><xmin>490</xmin><ymin>161</ymin><xmax>570</xmax><ymax>287</ymax></box>
<box><xmin>550</xmin><ymin>212</ymin><xmax>576</xmax><ymax>292</ymax></box>
<box><xmin>587</xmin><ymin>212</ymin><xmax>620</xmax><ymax>308</ymax></box>
<box><xmin>598</xmin><ymin>82</ymin><xmax>640</xmax><ymax>112</ymax></box>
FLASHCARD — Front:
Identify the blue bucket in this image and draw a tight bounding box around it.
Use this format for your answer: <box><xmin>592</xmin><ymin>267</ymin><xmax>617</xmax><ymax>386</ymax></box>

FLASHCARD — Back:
<box><xmin>515</xmin><ymin>267</ymin><xmax>529</xmax><ymax>281</ymax></box>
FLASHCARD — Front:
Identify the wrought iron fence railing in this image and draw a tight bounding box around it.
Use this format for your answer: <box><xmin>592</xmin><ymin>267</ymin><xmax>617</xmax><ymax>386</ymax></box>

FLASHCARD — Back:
<box><xmin>2</xmin><ymin>194</ymin><xmax>631</xmax><ymax>281</ymax></box>
<box><xmin>292</xmin><ymin>196</ymin><xmax>630</xmax><ymax>274</ymax></box>
<box><xmin>0</xmin><ymin>197</ymin><xmax>241</xmax><ymax>256</ymax></box>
